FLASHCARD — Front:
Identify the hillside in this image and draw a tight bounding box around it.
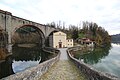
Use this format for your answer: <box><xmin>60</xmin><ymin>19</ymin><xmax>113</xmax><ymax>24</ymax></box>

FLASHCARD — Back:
<box><xmin>111</xmin><ymin>34</ymin><xmax>120</xmax><ymax>43</ymax></box>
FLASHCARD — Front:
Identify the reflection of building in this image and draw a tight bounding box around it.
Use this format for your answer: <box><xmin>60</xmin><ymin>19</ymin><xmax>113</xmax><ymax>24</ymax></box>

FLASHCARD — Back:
<box><xmin>49</xmin><ymin>31</ymin><xmax>73</xmax><ymax>48</ymax></box>
<box><xmin>77</xmin><ymin>38</ymin><xmax>94</xmax><ymax>47</ymax></box>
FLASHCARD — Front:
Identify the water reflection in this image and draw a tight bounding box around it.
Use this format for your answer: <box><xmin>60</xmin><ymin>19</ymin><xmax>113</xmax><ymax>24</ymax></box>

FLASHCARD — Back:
<box><xmin>74</xmin><ymin>44</ymin><xmax>120</xmax><ymax>77</ymax></box>
<box><xmin>112</xmin><ymin>42</ymin><xmax>120</xmax><ymax>45</ymax></box>
<box><xmin>0</xmin><ymin>45</ymin><xmax>52</xmax><ymax>79</ymax></box>
<box><xmin>74</xmin><ymin>45</ymin><xmax>111</xmax><ymax>64</ymax></box>
<box><xmin>0</xmin><ymin>56</ymin><xmax>14</xmax><ymax>79</ymax></box>
<box><xmin>12</xmin><ymin>46</ymin><xmax>41</xmax><ymax>61</ymax></box>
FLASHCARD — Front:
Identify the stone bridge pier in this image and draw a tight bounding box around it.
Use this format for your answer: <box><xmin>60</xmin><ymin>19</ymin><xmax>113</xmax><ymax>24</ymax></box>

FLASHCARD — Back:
<box><xmin>0</xmin><ymin>9</ymin><xmax>59</xmax><ymax>53</ymax></box>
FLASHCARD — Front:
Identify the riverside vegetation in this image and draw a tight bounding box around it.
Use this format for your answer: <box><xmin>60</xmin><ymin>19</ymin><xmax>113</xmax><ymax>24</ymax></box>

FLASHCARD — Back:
<box><xmin>47</xmin><ymin>21</ymin><xmax>111</xmax><ymax>47</ymax></box>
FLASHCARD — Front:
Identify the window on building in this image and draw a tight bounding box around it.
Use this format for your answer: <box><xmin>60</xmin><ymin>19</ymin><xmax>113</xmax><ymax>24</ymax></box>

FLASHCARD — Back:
<box><xmin>59</xmin><ymin>33</ymin><xmax>61</xmax><ymax>35</ymax></box>
<box><xmin>68</xmin><ymin>44</ymin><xmax>69</xmax><ymax>45</ymax></box>
<box><xmin>71</xmin><ymin>40</ymin><xmax>72</xmax><ymax>42</ymax></box>
<box><xmin>68</xmin><ymin>40</ymin><xmax>69</xmax><ymax>42</ymax></box>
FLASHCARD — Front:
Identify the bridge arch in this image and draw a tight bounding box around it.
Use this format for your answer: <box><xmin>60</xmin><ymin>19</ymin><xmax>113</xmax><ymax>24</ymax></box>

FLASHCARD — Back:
<box><xmin>11</xmin><ymin>25</ymin><xmax>45</xmax><ymax>47</ymax></box>
<box><xmin>48</xmin><ymin>30</ymin><xmax>59</xmax><ymax>36</ymax></box>
<box><xmin>45</xmin><ymin>30</ymin><xmax>59</xmax><ymax>47</ymax></box>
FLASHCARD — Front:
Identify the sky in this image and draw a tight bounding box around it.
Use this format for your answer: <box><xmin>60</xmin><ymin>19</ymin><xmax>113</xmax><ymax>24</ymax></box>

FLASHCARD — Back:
<box><xmin>0</xmin><ymin>0</ymin><xmax>120</xmax><ymax>35</ymax></box>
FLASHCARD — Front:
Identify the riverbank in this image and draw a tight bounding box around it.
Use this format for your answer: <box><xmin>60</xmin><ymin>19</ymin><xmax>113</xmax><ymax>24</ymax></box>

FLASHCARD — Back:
<box><xmin>17</xmin><ymin>44</ymin><xmax>36</xmax><ymax>48</ymax></box>
<box><xmin>67</xmin><ymin>46</ymin><xmax>119</xmax><ymax>80</ymax></box>
<box><xmin>0</xmin><ymin>48</ymin><xmax>12</xmax><ymax>61</ymax></box>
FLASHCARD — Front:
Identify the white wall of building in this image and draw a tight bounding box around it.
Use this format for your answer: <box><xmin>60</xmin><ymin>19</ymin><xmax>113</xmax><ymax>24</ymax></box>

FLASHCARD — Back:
<box><xmin>66</xmin><ymin>39</ymin><xmax>73</xmax><ymax>47</ymax></box>
<box><xmin>49</xmin><ymin>31</ymin><xmax>73</xmax><ymax>48</ymax></box>
<box><xmin>53</xmin><ymin>31</ymin><xmax>67</xmax><ymax>48</ymax></box>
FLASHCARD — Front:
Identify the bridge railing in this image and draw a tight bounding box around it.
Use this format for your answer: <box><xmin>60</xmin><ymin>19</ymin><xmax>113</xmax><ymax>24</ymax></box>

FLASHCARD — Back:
<box><xmin>2</xmin><ymin>47</ymin><xmax>60</xmax><ymax>80</ymax></box>
<box><xmin>67</xmin><ymin>46</ymin><xmax>119</xmax><ymax>80</ymax></box>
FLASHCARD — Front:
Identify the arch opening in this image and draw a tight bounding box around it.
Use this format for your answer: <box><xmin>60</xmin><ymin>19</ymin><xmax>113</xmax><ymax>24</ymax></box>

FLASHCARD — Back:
<box><xmin>45</xmin><ymin>30</ymin><xmax>58</xmax><ymax>47</ymax></box>
<box><xmin>12</xmin><ymin>25</ymin><xmax>45</xmax><ymax>48</ymax></box>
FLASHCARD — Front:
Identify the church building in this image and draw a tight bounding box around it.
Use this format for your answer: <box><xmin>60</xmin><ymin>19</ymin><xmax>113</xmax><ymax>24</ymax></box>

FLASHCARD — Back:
<box><xmin>49</xmin><ymin>31</ymin><xmax>73</xmax><ymax>48</ymax></box>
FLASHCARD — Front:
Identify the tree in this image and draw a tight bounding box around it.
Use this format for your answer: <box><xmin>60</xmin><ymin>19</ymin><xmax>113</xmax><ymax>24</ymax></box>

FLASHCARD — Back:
<box><xmin>46</xmin><ymin>22</ymin><xmax>56</xmax><ymax>28</ymax></box>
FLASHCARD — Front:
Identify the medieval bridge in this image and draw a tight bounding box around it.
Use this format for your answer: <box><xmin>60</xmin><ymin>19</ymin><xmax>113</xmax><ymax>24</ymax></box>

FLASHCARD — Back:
<box><xmin>0</xmin><ymin>9</ymin><xmax>118</xmax><ymax>80</ymax></box>
<box><xmin>0</xmin><ymin>9</ymin><xmax>58</xmax><ymax>53</ymax></box>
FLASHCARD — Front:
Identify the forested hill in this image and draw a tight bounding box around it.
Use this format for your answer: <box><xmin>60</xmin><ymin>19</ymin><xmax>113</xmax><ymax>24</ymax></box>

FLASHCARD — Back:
<box><xmin>111</xmin><ymin>34</ymin><xmax>120</xmax><ymax>43</ymax></box>
<box><xmin>47</xmin><ymin>21</ymin><xmax>111</xmax><ymax>46</ymax></box>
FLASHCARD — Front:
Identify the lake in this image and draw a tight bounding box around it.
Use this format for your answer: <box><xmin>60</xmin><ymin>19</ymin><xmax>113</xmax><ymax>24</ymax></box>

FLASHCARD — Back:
<box><xmin>0</xmin><ymin>45</ymin><xmax>52</xmax><ymax>79</ymax></box>
<box><xmin>74</xmin><ymin>43</ymin><xmax>120</xmax><ymax>78</ymax></box>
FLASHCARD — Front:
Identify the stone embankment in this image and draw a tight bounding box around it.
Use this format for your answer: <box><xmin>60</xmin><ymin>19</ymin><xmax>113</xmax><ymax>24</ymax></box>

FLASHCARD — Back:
<box><xmin>39</xmin><ymin>48</ymin><xmax>86</xmax><ymax>80</ymax></box>
<box><xmin>67</xmin><ymin>46</ymin><xmax>119</xmax><ymax>80</ymax></box>
<box><xmin>1</xmin><ymin>47</ymin><xmax>60</xmax><ymax>80</ymax></box>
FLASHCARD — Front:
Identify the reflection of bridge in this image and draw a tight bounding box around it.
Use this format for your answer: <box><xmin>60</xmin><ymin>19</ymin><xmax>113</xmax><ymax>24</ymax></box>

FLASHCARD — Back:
<box><xmin>1</xmin><ymin>48</ymin><xmax>86</xmax><ymax>80</ymax></box>
<box><xmin>0</xmin><ymin>9</ymin><xmax>59</xmax><ymax>53</ymax></box>
<box><xmin>1</xmin><ymin>9</ymin><xmax>118</xmax><ymax>80</ymax></box>
<box><xmin>1</xmin><ymin>47</ymin><xmax>118</xmax><ymax>80</ymax></box>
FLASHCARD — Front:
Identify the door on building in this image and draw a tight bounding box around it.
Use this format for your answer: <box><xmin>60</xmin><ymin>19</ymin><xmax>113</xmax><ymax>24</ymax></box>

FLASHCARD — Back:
<box><xmin>59</xmin><ymin>42</ymin><xmax>62</xmax><ymax>48</ymax></box>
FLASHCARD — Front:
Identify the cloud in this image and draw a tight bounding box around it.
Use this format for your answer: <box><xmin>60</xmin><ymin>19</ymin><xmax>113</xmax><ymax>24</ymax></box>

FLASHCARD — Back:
<box><xmin>0</xmin><ymin>0</ymin><xmax>120</xmax><ymax>35</ymax></box>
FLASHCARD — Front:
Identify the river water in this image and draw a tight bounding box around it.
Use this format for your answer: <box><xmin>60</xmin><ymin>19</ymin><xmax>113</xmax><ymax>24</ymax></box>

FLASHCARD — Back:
<box><xmin>74</xmin><ymin>43</ymin><xmax>120</xmax><ymax>78</ymax></box>
<box><xmin>0</xmin><ymin>45</ymin><xmax>52</xmax><ymax>79</ymax></box>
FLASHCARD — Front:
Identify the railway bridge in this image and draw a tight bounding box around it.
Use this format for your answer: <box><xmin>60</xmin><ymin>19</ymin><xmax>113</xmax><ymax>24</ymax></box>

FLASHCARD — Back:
<box><xmin>0</xmin><ymin>9</ymin><xmax>58</xmax><ymax>53</ymax></box>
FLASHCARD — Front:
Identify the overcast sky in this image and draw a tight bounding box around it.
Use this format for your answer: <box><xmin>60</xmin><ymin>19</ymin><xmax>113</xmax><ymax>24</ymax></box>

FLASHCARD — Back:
<box><xmin>0</xmin><ymin>0</ymin><xmax>120</xmax><ymax>35</ymax></box>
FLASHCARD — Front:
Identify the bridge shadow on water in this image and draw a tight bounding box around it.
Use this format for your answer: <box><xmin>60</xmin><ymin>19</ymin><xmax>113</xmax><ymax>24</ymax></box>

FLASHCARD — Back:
<box><xmin>0</xmin><ymin>45</ymin><xmax>53</xmax><ymax>79</ymax></box>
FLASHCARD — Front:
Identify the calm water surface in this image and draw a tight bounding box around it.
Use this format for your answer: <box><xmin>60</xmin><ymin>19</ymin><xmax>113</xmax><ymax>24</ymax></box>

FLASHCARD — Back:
<box><xmin>74</xmin><ymin>43</ymin><xmax>120</xmax><ymax>77</ymax></box>
<box><xmin>0</xmin><ymin>45</ymin><xmax>52</xmax><ymax>79</ymax></box>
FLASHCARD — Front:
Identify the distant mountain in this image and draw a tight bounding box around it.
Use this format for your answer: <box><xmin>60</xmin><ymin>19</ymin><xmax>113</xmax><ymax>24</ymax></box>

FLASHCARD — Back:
<box><xmin>111</xmin><ymin>34</ymin><xmax>120</xmax><ymax>43</ymax></box>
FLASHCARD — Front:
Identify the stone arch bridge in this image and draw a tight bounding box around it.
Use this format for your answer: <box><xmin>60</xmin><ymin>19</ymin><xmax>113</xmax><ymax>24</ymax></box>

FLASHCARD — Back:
<box><xmin>0</xmin><ymin>9</ymin><xmax>59</xmax><ymax>53</ymax></box>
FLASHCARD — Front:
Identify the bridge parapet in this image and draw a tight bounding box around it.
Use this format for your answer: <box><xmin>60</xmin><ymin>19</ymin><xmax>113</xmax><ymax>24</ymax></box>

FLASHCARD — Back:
<box><xmin>2</xmin><ymin>47</ymin><xmax>60</xmax><ymax>80</ymax></box>
<box><xmin>0</xmin><ymin>9</ymin><xmax>58</xmax><ymax>38</ymax></box>
<box><xmin>67</xmin><ymin>46</ymin><xmax>119</xmax><ymax>80</ymax></box>
<box><xmin>0</xmin><ymin>9</ymin><xmax>59</xmax><ymax>53</ymax></box>
<box><xmin>0</xmin><ymin>9</ymin><xmax>12</xmax><ymax>15</ymax></box>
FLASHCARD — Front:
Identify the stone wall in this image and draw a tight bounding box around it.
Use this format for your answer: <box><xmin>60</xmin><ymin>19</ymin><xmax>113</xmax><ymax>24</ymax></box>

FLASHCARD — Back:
<box><xmin>1</xmin><ymin>47</ymin><xmax>60</xmax><ymax>80</ymax></box>
<box><xmin>67</xmin><ymin>47</ymin><xmax>119</xmax><ymax>80</ymax></box>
